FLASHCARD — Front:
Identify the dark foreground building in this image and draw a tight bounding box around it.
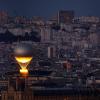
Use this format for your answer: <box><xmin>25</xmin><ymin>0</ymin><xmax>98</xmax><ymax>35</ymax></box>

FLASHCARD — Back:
<box><xmin>1</xmin><ymin>87</ymin><xmax>100</xmax><ymax>100</ymax></box>
<box><xmin>1</xmin><ymin>70</ymin><xmax>100</xmax><ymax>100</ymax></box>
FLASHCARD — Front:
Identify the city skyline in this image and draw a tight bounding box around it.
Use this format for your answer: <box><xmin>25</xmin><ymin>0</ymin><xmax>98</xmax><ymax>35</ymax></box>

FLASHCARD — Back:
<box><xmin>0</xmin><ymin>0</ymin><xmax>100</xmax><ymax>19</ymax></box>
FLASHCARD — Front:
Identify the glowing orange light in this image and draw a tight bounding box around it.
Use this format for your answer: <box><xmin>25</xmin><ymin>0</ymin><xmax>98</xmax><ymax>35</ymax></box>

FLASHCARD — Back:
<box><xmin>15</xmin><ymin>56</ymin><xmax>32</xmax><ymax>75</ymax></box>
<box><xmin>20</xmin><ymin>68</ymin><xmax>28</xmax><ymax>74</ymax></box>
<box><xmin>15</xmin><ymin>57</ymin><xmax>32</xmax><ymax>63</ymax></box>
<box><xmin>15</xmin><ymin>57</ymin><xmax>32</xmax><ymax>68</ymax></box>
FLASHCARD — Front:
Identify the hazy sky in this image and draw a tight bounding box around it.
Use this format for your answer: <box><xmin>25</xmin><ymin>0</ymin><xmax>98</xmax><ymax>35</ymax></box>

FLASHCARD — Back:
<box><xmin>0</xmin><ymin>0</ymin><xmax>100</xmax><ymax>18</ymax></box>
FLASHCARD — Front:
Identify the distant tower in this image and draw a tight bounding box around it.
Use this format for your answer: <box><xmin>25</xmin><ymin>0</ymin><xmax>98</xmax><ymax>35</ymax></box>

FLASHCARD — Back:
<box><xmin>0</xmin><ymin>10</ymin><xmax>9</xmax><ymax>25</ymax></box>
<box><xmin>57</xmin><ymin>10</ymin><xmax>74</xmax><ymax>24</ymax></box>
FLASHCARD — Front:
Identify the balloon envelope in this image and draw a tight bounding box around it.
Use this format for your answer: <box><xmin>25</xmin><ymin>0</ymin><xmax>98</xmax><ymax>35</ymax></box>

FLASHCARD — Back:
<box><xmin>14</xmin><ymin>43</ymin><xmax>33</xmax><ymax>57</ymax></box>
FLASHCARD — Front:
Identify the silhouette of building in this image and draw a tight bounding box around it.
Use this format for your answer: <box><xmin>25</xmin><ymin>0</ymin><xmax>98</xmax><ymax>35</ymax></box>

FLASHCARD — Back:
<box><xmin>0</xmin><ymin>11</ymin><xmax>9</xmax><ymax>25</ymax></box>
<box><xmin>1</xmin><ymin>86</ymin><xmax>33</xmax><ymax>100</ymax></box>
<box><xmin>57</xmin><ymin>10</ymin><xmax>74</xmax><ymax>24</ymax></box>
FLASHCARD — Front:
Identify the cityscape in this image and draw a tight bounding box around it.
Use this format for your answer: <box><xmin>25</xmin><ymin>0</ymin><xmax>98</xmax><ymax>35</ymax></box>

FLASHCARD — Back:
<box><xmin>0</xmin><ymin>9</ymin><xmax>100</xmax><ymax>100</ymax></box>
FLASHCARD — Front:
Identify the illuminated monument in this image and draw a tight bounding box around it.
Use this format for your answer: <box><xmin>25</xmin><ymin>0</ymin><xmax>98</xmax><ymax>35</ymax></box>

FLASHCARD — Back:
<box><xmin>14</xmin><ymin>43</ymin><xmax>33</xmax><ymax>76</ymax></box>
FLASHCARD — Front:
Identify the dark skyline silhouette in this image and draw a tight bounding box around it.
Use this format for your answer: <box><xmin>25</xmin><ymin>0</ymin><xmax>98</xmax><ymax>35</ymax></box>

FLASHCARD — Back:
<box><xmin>0</xmin><ymin>0</ymin><xmax>100</xmax><ymax>19</ymax></box>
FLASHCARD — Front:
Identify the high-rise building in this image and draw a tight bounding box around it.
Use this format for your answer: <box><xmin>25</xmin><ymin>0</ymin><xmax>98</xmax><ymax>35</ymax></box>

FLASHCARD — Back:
<box><xmin>0</xmin><ymin>11</ymin><xmax>9</xmax><ymax>25</ymax></box>
<box><xmin>40</xmin><ymin>25</ymin><xmax>51</xmax><ymax>43</ymax></box>
<box><xmin>57</xmin><ymin>10</ymin><xmax>74</xmax><ymax>24</ymax></box>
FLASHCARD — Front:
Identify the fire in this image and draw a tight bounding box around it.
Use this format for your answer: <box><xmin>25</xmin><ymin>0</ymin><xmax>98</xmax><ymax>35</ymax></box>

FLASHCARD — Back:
<box><xmin>20</xmin><ymin>68</ymin><xmax>28</xmax><ymax>74</ymax></box>
<box><xmin>15</xmin><ymin>57</ymin><xmax>32</xmax><ymax>63</ymax></box>
<box><xmin>15</xmin><ymin>56</ymin><xmax>32</xmax><ymax>76</ymax></box>
<box><xmin>15</xmin><ymin>56</ymin><xmax>32</xmax><ymax>69</ymax></box>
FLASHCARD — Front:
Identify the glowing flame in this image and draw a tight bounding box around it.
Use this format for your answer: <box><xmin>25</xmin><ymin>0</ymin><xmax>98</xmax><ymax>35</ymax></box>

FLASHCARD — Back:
<box><xmin>15</xmin><ymin>56</ymin><xmax>32</xmax><ymax>76</ymax></box>
<box><xmin>20</xmin><ymin>68</ymin><xmax>28</xmax><ymax>75</ymax></box>
<box><xmin>15</xmin><ymin>57</ymin><xmax>32</xmax><ymax>63</ymax></box>
<box><xmin>15</xmin><ymin>56</ymin><xmax>32</xmax><ymax>69</ymax></box>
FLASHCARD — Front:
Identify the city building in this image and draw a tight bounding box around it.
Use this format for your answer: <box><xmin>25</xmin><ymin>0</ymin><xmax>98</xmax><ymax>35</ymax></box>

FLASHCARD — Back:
<box><xmin>0</xmin><ymin>11</ymin><xmax>9</xmax><ymax>25</ymax></box>
<box><xmin>74</xmin><ymin>16</ymin><xmax>100</xmax><ymax>24</ymax></box>
<box><xmin>40</xmin><ymin>25</ymin><xmax>52</xmax><ymax>43</ymax></box>
<box><xmin>57</xmin><ymin>10</ymin><xmax>74</xmax><ymax>24</ymax></box>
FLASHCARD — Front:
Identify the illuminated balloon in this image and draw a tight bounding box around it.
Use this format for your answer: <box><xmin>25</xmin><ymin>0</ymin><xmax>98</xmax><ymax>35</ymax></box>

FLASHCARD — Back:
<box><xmin>14</xmin><ymin>43</ymin><xmax>33</xmax><ymax>75</ymax></box>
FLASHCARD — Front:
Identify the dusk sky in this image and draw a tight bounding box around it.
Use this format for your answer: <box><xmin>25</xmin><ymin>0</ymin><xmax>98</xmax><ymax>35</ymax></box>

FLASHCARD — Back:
<box><xmin>0</xmin><ymin>0</ymin><xmax>100</xmax><ymax>19</ymax></box>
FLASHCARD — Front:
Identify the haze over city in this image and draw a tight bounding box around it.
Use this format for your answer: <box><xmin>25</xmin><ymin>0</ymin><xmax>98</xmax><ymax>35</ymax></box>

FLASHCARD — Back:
<box><xmin>0</xmin><ymin>0</ymin><xmax>100</xmax><ymax>18</ymax></box>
